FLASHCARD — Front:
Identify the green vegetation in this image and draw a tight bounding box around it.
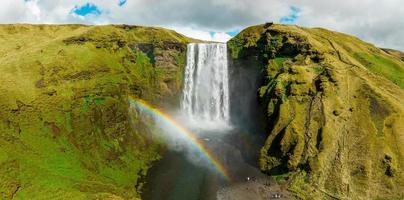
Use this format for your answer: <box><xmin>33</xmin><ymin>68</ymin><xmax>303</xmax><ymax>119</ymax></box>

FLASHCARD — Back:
<box><xmin>0</xmin><ymin>24</ymin><xmax>195</xmax><ymax>199</ymax></box>
<box><xmin>2</xmin><ymin>22</ymin><xmax>403</xmax><ymax>200</ymax></box>
<box><xmin>227</xmin><ymin>25</ymin><xmax>265</xmax><ymax>59</ymax></box>
<box><xmin>354</xmin><ymin>53</ymin><xmax>404</xmax><ymax>88</ymax></box>
<box><xmin>229</xmin><ymin>23</ymin><xmax>404</xmax><ymax>199</ymax></box>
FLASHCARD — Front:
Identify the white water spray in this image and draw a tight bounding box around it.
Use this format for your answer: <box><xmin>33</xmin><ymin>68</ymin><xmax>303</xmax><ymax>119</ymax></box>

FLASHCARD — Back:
<box><xmin>181</xmin><ymin>43</ymin><xmax>230</xmax><ymax>129</ymax></box>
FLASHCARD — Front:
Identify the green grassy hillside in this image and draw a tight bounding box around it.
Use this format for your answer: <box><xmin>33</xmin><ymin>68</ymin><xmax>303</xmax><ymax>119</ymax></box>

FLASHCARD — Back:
<box><xmin>228</xmin><ymin>24</ymin><xmax>404</xmax><ymax>199</ymax></box>
<box><xmin>0</xmin><ymin>24</ymin><xmax>196</xmax><ymax>199</ymax></box>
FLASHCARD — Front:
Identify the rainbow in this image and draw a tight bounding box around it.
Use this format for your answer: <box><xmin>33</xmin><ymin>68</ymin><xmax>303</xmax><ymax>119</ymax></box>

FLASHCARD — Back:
<box><xmin>128</xmin><ymin>96</ymin><xmax>231</xmax><ymax>181</ymax></box>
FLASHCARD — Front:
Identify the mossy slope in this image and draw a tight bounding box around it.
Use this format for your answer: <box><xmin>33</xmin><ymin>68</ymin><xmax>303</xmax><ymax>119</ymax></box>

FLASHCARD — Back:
<box><xmin>228</xmin><ymin>24</ymin><xmax>404</xmax><ymax>199</ymax></box>
<box><xmin>0</xmin><ymin>24</ymin><xmax>195</xmax><ymax>199</ymax></box>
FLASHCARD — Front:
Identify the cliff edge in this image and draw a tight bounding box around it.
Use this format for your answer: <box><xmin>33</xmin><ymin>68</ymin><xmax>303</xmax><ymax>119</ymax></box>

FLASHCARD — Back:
<box><xmin>228</xmin><ymin>24</ymin><xmax>404</xmax><ymax>199</ymax></box>
<box><xmin>0</xmin><ymin>24</ymin><xmax>196</xmax><ymax>199</ymax></box>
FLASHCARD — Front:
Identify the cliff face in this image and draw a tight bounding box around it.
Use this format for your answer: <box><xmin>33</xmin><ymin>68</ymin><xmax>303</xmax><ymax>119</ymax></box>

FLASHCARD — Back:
<box><xmin>0</xmin><ymin>24</ymin><xmax>195</xmax><ymax>199</ymax></box>
<box><xmin>228</xmin><ymin>24</ymin><xmax>404</xmax><ymax>199</ymax></box>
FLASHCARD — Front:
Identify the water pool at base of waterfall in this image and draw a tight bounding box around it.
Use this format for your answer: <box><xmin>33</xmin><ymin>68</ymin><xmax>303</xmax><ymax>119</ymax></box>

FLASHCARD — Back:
<box><xmin>141</xmin><ymin>128</ymin><xmax>266</xmax><ymax>200</ymax></box>
<box><xmin>140</xmin><ymin>43</ymin><xmax>294</xmax><ymax>200</ymax></box>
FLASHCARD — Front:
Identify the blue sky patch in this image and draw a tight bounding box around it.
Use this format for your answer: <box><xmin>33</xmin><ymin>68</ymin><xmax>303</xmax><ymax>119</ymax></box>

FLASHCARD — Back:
<box><xmin>226</xmin><ymin>30</ymin><xmax>240</xmax><ymax>37</ymax></box>
<box><xmin>280</xmin><ymin>6</ymin><xmax>301</xmax><ymax>24</ymax></box>
<box><xmin>118</xmin><ymin>0</ymin><xmax>127</xmax><ymax>6</ymax></box>
<box><xmin>71</xmin><ymin>3</ymin><xmax>102</xmax><ymax>16</ymax></box>
<box><xmin>210</xmin><ymin>30</ymin><xmax>240</xmax><ymax>37</ymax></box>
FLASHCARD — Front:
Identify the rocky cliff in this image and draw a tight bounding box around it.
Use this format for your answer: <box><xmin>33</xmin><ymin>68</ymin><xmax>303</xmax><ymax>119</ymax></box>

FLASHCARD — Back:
<box><xmin>228</xmin><ymin>24</ymin><xmax>404</xmax><ymax>199</ymax></box>
<box><xmin>0</xmin><ymin>24</ymin><xmax>196</xmax><ymax>199</ymax></box>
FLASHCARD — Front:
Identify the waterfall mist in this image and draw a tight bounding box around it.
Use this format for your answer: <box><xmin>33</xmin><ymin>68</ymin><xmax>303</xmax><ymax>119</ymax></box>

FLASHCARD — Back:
<box><xmin>141</xmin><ymin>43</ymin><xmax>269</xmax><ymax>200</ymax></box>
<box><xmin>132</xmin><ymin>43</ymin><xmax>233</xmax><ymax>169</ymax></box>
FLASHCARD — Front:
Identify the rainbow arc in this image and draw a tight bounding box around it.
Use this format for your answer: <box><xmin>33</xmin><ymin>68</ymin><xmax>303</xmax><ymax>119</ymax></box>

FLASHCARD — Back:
<box><xmin>128</xmin><ymin>97</ymin><xmax>231</xmax><ymax>181</ymax></box>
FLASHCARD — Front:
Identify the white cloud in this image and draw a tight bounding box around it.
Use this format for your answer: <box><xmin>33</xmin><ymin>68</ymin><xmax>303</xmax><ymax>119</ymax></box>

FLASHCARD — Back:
<box><xmin>172</xmin><ymin>27</ymin><xmax>232</xmax><ymax>42</ymax></box>
<box><xmin>0</xmin><ymin>0</ymin><xmax>403</xmax><ymax>50</ymax></box>
<box><xmin>25</xmin><ymin>0</ymin><xmax>41</xmax><ymax>21</ymax></box>
<box><xmin>0</xmin><ymin>1</ymin><xmax>28</xmax><ymax>23</ymax></box>
<box><xmin>211</xmin><ymin>32</ymin><xmax>232</xmax><ymax>42</ymax></box>
<box><xmin>171</xmin><ymin>27</ymin><xmax>213</xmax><ymax>41</ymax></box>
<box><xmin>290</xmin><ymin>0</ymin><xmax>404</xmax><ymax>50</ymax></box>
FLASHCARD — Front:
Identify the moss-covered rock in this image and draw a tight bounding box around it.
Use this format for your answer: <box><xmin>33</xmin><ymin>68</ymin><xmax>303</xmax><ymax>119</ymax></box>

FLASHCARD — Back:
<box><xmin>0</xmin><ymin>24</ymin><xmax>197</xmax><ymax>199</ymax></box>
<box><xmin>228</xmin><ymin>24</ymin><xmax>404</xmax><ymax>199</ymax></box>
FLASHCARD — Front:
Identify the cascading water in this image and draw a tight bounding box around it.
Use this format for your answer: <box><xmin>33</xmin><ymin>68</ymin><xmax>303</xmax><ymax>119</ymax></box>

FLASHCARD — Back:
<box><xmin>181</xmin><ymin>43</ymin><xmax>230</xmax><ymax>128</ymax></box>
<box><xmin>143</xmin><ymin>42</ymin><xmax>288</xmax><ymax>200</ymax></box>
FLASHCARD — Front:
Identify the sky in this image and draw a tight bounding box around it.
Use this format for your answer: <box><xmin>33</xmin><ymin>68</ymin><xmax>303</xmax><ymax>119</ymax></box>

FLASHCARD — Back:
<box><xmin>0</xmin><ymin>0</ymin><xmax>403</xmax><ymax>50</ymax></box>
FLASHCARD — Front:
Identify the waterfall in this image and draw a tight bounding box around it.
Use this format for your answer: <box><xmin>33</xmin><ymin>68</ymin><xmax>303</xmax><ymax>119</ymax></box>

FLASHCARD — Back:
<box><xmin>181</xmin><ymin>43</ymin><xmax>230</xmax><ymax>128</ymax></box>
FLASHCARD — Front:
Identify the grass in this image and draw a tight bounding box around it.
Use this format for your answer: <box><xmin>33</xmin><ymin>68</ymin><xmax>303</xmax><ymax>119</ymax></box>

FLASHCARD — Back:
<box><xmin>0</xmin><ymin>24</ymin><xmax>194</xmax><ymax>199</ymax></box>
<box><xmin>227</xmin><ymin>24</ymin><xmax>265</xmax><ymax>59</ymax></box>
<box><xmin>273</xmin><ymin>57</ymin><xmax>288</xmax><ymax>66</ymax></box>
<box><xmin>272</xmin><ymin>172</ymin><xmax>292</xmax><ymax>182</ymax></box>
<box><xmin>354</xmin><ymin>53</ymin><xmax>404</xmax><ymax>88</ymax></box>
<box><xmin>229</xmin><ymin>23</ymin><xmax>404</xmax><ymax>200</ymax></box>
